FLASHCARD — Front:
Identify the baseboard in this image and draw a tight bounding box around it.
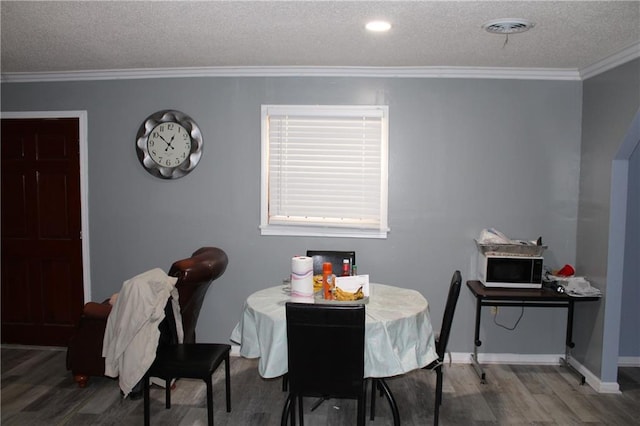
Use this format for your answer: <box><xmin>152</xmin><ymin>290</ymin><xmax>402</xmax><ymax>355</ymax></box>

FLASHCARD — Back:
<box><xmin>565</xmin><ymin>356</ymin><xmax>620</xmax><ymax>394</ymax></box>
<box><xmin>231</xmin><ymin>344</ymin><xmax>241</xmax><ymax>357</ymax></box>
<box><xmin>447</xmin><ymin>352</ymin><xmax>621</xmax><ymax>394</ymax></box>
<box><xmin>618</xmin><ymin>356</ymin><xmax>640</xmax><ymax>367</ymax></box>
<box><xmin>0</xmin><ymin>344</ymin><xmax>65</xmax><ymax>351</ymax></box>
<box><xmin>455</xmin><ymin>352</ymin><xmax>565</xmax><ymax>365</ymax></box>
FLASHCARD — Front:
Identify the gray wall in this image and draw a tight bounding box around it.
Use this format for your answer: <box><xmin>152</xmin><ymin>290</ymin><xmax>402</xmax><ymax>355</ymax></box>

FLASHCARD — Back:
<box><xmin>578</xmin><ymin>58</ymin><xmax>640</xmax><ymax>380</ymax></box>
<box><xmin>621</xmin><ymin>139</ymin><xmax>639</xmax><ymax>358</ymax></box>
<box><xmin>2</xmin><ymin>76</ymin><xmax>584</xmax><ymax>359</ymax></box>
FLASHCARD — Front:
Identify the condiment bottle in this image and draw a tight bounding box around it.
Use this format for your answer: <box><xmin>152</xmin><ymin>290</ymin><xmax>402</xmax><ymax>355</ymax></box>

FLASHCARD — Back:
<box><xmin>342</xmin><ymin>259</ymin><xmax>350</xmax><ymax>276</ymax></box>
<box><xmin>322</xmin><ymin>262</ymin><xmax>333</xmax><ymax>300</ymax></box>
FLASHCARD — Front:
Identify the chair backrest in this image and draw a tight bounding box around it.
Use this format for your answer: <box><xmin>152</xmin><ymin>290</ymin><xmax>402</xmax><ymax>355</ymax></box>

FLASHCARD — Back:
<box><xmin>285</xmin><ymin>302</ymin><xmax>365</xmax><ymax>399</ymax></box>
<box><xmin>436</xmin><ymin>270</ymin><xmax>462</xmax><ymax>358</ymax></box>
<box><xmin>157</xmin><ymin>298</ymin><xmax>180</xmax><ymax>348</ymax></box>
<box><xmin>168</xmin><ymin>247</ymin><xmax>228</xmax><ymax>343</ymax></box>
<box><xmin>306</xmin><ymin>250</ymin><xmax>356</xmax><ymax>276</ymax></box>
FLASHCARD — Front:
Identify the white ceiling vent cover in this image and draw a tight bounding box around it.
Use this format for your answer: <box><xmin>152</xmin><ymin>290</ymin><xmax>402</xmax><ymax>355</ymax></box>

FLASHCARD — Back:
<box><xmin>482</xmin><ymin>18</ymin><xmax>535</xmax><ymax>34</ymax></box>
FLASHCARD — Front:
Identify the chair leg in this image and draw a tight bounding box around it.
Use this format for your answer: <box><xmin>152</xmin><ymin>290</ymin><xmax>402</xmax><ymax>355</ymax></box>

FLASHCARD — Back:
<box><xmin>309</xmin><ymin>397</ymin><xmax>327</xmax><ymax>411</ymax></box>
<box><xmin>378</xmin><ymin>379</ymin><xmax>400</xmax><ymax>426</ymax></box>
<box><xmin>437</xmin><ymin>365</ymin><xmax>444</xmax><ymax>407</ymax></box>
<box><xmin>165</xmin><ymin>379</ymin><xmax>171</xmax><ymax>409</ymax></box>
<box><xmin>225</xmin><ymin>354</ymin><xmax>231</xmax><ymax>413</ymax></box>
<box><xmin>206</xmin><ymin>377</ymin><xmax>214</xmax><ymax>426</ymax></box>
<box><xmin>369</xmin><ymin>379</ymin><xmax>377</xmax><ymax>420</ymax></box>
<box><xmin>280</xmin><ymin>393</ymin><xmax>293</xmax><ymax>426</ymax></box>
<box><xmin>290</xmin><ymin>395</ymin><xmax>296</xmax><ymax>426</ymax></box>
<box><xmin>143</xmin><ymin>376</ymin><xmax>150</xmax><ymax>426</ymax></box>
<box><xmin>297</xmin><ymin>395</ymin><xmax>304</xmax><ymax>426</ymax></box>
<box><xmin>434</xmin><ymin>365</ymin><xmax>443</xmax><ymax>426</ymax></box>
<box><xmin>357</xmin><ymin>391</ymin><xmax>366</xmax><ymax>426</ymax></box>
<box><xmin>73</xmin><ymin>374</ymin><xmax>89</xmax><ymax>388</ymax></box>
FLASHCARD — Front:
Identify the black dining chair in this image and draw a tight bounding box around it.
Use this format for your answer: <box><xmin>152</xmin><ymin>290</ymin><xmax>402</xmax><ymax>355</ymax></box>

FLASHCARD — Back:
<box><xmin>281</xmin><ymin>302</ymin><xmax>366</xmax><ymax>426</ymax></box>
<box><xmin>368</xmin><ymin>270</ymin><xmax>461</xmax><ymax>426</ymax></box>
<box><xmin>143</xmin><ymin>299</ymin><xmax>231</xmax><ymax>426</ymax></box>
<box><xmin>424</xmin><ymin>270</ymin><xmax>462</xmax><ymax>425</ymax></box>
<box><xmin>281</xmin><ymin>250</ymin><xmax>357</xmax><ymax>393</ymax></box>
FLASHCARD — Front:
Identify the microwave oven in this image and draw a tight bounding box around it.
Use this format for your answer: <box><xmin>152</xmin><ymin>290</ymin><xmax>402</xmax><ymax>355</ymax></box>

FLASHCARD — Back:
<box><xmin>477</xmin><ymin>252</ymin><xmax>544</xmax><ymax>289</ymax></box>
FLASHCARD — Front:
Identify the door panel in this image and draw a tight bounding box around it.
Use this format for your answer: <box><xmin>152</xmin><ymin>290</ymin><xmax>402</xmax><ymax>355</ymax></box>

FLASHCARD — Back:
<box><xmin>1</xmin><ymin>118</ymin><xmax>84</xmax><ymax>346</ymax></box>
<box><xmin>1</xmin><ymin>256</ymin><xmax>30</xmax><ymax>323</ymax></box>
<box><xmin>2</xmin><ymin>171</ymin><xmax>28</xmax><ymax>237</ymax></box>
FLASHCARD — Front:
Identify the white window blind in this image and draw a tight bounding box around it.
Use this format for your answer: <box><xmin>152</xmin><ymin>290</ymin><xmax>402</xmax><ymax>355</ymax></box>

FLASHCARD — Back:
<box><xmin>260</xmin><ymin>105</ymin><xmax>389</xmax><ymax>238</ymax></box>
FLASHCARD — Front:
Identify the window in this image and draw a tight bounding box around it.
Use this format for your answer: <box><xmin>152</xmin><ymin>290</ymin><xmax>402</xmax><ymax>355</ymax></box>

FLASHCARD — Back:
<box><xmin>260</xmin><ymin>105</ymin><xmax>389</xmax><ymax>238</ymax></box>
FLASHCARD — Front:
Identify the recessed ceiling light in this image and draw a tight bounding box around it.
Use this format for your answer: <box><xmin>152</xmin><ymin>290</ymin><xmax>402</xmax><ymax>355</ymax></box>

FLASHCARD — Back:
<box><xmin>482</xmin><ymin>18</ymin><xmax>535</xmax><ymax>34</ymax></box>
<box><xmin>366</xmin><ymin>20</ymin><xmax>391</xmax><ymax>32</ymax></box>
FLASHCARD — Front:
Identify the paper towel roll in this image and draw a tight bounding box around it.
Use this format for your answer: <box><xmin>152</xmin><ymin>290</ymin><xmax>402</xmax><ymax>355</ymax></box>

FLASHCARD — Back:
<box><xmin>291</xmin><ymin>256</ymin><xmax>313</xmax><ymax>297</ymax></box>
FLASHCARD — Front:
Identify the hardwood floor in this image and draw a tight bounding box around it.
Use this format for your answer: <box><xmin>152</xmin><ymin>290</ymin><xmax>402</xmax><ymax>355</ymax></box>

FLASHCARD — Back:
<box><xmin>2</xmin><ymin>346</ymin><xmax>639</xmax><ymax>425</ymax></box>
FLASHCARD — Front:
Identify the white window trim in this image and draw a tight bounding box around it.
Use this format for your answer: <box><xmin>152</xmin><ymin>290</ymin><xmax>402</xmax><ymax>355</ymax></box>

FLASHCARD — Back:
<box><xmin>260</xmin><ymin>105</ymin><xmax>389</xmax><ymax>239</ymax></box>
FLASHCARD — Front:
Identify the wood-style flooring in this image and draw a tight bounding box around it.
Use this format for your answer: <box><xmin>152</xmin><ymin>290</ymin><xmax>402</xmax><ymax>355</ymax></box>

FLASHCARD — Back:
<box><xmin>2</xmin><ymin>346</ymin><xmax>639</xmax><ymax>425</ymax></box>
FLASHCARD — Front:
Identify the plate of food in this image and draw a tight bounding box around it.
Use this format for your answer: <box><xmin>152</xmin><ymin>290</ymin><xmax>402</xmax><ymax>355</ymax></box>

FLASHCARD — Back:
<box><xmin>313</xmin><ymin>274</ymin><xmax>370</xmax><ymax>304</ymax></box>
<box><xmin>314</xmin><ymin>287</ymin><xmax>368</xmax><ymax>304</ymax></box>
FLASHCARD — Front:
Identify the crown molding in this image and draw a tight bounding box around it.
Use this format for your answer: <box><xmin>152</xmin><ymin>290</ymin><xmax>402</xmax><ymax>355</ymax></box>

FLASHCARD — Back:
<box><xmin>580</xmin><ymin>41</ymin><xmax>640</xmax><ymax>80</ymax></box>
<box><xmin>2</xmin><ymin>42</ymin><xmax>639</xmax><ymax>83</ymax></box>
<box><xmin>0</xmin><ymin>65</ymin><xmax>581</xmax><ymax>83</ymax></box>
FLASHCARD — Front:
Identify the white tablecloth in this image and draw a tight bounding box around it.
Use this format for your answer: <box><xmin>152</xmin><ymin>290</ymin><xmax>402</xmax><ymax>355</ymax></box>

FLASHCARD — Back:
<box><xmin>230</xmin><ymin>283</ymin><xmax>438</xmax><ymax>379</ymax></box>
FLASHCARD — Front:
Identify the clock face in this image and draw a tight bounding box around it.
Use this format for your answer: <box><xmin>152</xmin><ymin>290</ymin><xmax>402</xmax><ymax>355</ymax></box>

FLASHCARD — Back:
<box><xmin>135</xmin><ymin>110</ymin><xmax>203</xmax><ymax>179</ymax></box>
<box><xmin>147</xmin><ymin>122</ymin><xmax>191</xmax><ymax>168</ymax></box>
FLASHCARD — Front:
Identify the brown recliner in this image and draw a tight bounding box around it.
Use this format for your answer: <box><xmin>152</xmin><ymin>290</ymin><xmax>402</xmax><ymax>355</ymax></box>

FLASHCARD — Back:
<box><xmin>66</xmin><ymin>247</ymin><xmax>228</xmax><ymax>388</ymax></box>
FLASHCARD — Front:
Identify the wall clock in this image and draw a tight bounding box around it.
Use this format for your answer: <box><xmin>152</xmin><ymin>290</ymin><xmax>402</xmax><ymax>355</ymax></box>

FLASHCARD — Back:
<box><xmin>135</xmin><ymin>110</ymin><xmax>203</xmax><ymax>179</ymax></box>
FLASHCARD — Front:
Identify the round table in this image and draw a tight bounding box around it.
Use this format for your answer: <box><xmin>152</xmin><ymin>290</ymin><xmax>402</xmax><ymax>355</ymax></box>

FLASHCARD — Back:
<box><xmin>230</xmin><ymin>283</ymin><xmax>438</xmax><ymax>379</ymax></box>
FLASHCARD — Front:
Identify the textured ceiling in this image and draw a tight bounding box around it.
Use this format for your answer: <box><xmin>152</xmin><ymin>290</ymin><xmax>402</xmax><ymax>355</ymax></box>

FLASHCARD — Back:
<box><xmin>1</xmin><ymin>1</ymin><xmax>639</xmax><ymax>77</ymax></box>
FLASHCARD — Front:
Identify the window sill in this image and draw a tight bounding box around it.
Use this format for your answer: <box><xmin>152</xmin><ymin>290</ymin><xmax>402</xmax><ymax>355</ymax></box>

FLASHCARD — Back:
<box><xmin>260</xmin><ymin>225</ymin><xmax>389</xmax><ymax>239</ymax></box>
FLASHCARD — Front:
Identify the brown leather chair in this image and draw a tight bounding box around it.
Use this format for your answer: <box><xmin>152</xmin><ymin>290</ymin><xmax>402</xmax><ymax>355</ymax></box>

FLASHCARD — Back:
<box><xmin>66</xmin><ymin>247</ymin><xmax>228</xmax><ymax>388</ymax></box>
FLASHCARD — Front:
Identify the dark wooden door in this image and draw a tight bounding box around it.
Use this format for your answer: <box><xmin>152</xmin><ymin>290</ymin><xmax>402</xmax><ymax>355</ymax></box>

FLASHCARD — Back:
<box><xmin>1</xmin><ymin>118</ymin><xmax>84</xmax><ymax>346</ymax></box>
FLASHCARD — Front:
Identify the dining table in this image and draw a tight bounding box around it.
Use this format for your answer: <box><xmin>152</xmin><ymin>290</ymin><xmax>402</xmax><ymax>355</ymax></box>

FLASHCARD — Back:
<box><xmin>230</xmin><ymin>282</ymin><xmax>438</xmax><ymax>379</ymax></box>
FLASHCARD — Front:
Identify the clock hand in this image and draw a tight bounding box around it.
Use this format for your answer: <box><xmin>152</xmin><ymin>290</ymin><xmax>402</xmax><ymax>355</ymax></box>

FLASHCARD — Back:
<box><xmin>156</xmin><ymin>134</ymin><xmax>175</xmax><ymax>152</ymax></box>
<box><xmin>165</xmin><ymin>135</ymin><xmax>176</xmax><ymax>151</ymax></box>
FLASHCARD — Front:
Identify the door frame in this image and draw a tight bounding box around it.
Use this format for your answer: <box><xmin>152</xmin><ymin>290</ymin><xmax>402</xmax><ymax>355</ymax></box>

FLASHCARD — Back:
<box><xmin>1</xmin><ymin>110</ymin><xmax>92</xmax><ymax>303</ymax></box>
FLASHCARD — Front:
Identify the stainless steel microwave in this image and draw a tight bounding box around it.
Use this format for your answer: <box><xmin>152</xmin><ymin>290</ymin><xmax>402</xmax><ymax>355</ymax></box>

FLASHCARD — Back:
<box><xmin>477</xmin><ymin>253</ymin><xmax>544</xmax><ymax>289</ymax></box>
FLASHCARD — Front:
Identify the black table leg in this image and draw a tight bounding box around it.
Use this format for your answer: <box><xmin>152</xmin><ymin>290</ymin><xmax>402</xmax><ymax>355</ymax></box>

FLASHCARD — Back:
<box><xmin>470</xmin><ymin>298</ymin><xmax>486</xmax><ymax>383</ymax></box>
<box><xmin>566</xmin><ymin>301</ymin><xmax>575</xmax><ymax>349</ymax></box>
<box><xmin>560</xmin><ymin>301</ymin><xmax>586</xmax><ymax>384</ymax></box>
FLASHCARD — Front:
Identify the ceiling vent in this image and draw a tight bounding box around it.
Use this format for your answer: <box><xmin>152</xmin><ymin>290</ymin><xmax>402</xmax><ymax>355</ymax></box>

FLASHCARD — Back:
<box><xmin>482</xmin><ymin>18</ymin><xmax>535</xmax><ymax>34</ymax></box>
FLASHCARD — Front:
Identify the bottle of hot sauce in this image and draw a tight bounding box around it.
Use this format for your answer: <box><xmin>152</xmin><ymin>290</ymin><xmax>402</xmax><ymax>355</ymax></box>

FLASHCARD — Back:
<box><xmin>342</xmin><ymin>259</ymin><xmax>350</xmax><ymax>276</ymax></box>
<box><xmin>322</xmin><ymin>262</ymin><xmax>333</xmax><ymax>300</ymax></box>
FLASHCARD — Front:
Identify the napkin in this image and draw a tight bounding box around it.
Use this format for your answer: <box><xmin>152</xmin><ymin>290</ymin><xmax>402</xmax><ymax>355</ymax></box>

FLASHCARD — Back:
<box><xmin>334</xmin><ymin>274</ymin><xmax>370</xmax><ymax>297</ymax></box>
<box><xmin>557</xmin><ymin>276</ymin><xmax>602</xmax><ymax>297</ymax></box>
